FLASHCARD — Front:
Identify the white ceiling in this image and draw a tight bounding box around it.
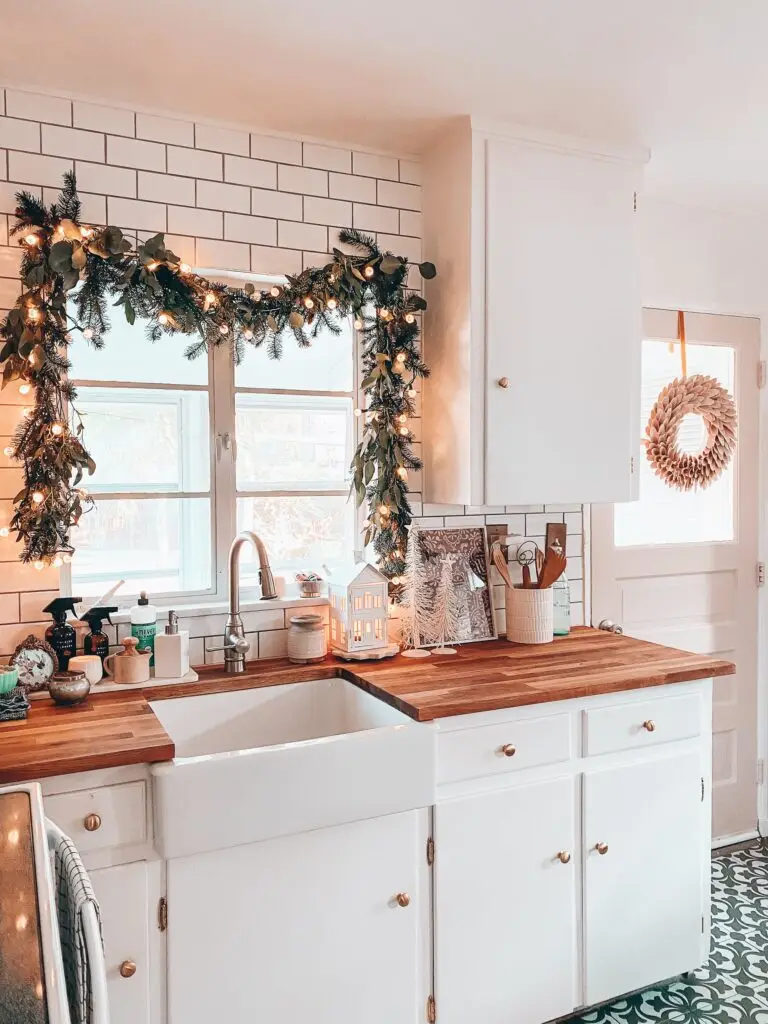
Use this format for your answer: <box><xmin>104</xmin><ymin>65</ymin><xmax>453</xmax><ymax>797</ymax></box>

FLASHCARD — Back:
<box><xmin>5</xmin><ymin>0</ymin><xmax>768</xmax><ymax>212</ymax></box>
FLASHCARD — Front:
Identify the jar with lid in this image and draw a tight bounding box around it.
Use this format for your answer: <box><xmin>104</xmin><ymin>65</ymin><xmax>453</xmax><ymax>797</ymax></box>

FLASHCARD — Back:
<box><xmin>287</xmin><ymin>614</ymin><xmax>327</xmax><ymax>664</ymax></box>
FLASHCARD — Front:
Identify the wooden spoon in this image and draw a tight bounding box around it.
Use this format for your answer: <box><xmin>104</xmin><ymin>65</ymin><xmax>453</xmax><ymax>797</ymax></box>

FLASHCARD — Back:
<box><xmin>491</xmin><ymin>543</ymin><xmax>514</xmax><ymax>589</ymax></box>
<box><xmin>537</xmin><ymin>549</ymin><xmax>567</xmax><ymax>589</ymax></box>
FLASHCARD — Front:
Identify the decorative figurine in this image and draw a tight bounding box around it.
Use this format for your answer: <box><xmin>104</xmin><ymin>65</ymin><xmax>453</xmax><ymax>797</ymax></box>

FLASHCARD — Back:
<box><xmin>328</xmin><ymin>563</ymin><xmax>399</xmax><ymax>660</ymax></box>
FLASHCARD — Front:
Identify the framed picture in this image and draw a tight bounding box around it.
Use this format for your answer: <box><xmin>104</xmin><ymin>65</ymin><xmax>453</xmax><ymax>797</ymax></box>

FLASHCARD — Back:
<box><xmin>413</xmin><ymin>526</ymin><xmax>497</xmax><ymax>647</ymax></box>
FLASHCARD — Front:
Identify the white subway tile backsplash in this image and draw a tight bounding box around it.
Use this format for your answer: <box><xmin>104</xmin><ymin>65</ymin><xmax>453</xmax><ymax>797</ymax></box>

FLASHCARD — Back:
<box><xmin>303</xmin><ymin>143</ymin><xmax>351</xmax><ymax>173</ymax></box>
<box><xmin>107</xmin><ymin>135</ymin><xmax>165</xmax><ymax>172</ymax></box>
<box><xmin>0</xmin><ymin>117</ymin><xmax>40</xmax><ymax>152</ymax></box>
<box><xmin>168</xmin><ymin>145</ymin><xmax>222</xmax><ymax>181</ymax></box>
<box><xmin>328</xmin><ymin>172</ymin><xmax>376</xmax><ymax>204</ymax></box>
<box><xmin>0</xmin><ymin>594</ymin><xmax>19</xmax><ymax>625</ymax></box>
<box><xmin>0</xmin><ymin>277</ymin><xmax>19</xmax><ymax>308</ymax></box>
<box><xmin>525</xmin><ymin>513</ymin><xmax>562</xmax><ymax>536</ymax></box>
<box><xmin>195</xmin><ymin>123</ymin><xmax>249</xmax><ymax>156</ymax></box>
<box><xmin>224</xmin><ymin>154</ymin><xmax>276</xmax><ymax>189</ymax></box>
<box><xmin>445</xmin><ymin>515</ymin><xmax>486</xmax><ymax>527</ymax></box>
<box><xmin>352</xmin><ymin>152</ymin><xmax>398</xmax><ymax>180</ymax></box>
<box><xmin>195</xmin><ymin>237</ymin><xmax>250</xmax><ymax>272</ymax></box>
<box><xmin>376</xmin><ymin>233</ymin><xmax>421</xmax><ymax>263</ymax></box>
<box><xmin>77</xmin><ymin>192</ymin><xmax>107</xmax><ymax>225</ymax></box>
<box><xmin>196</xmin><ymin>178</ymin><xmax>250</xmax><ymax>214</ymax></box>
<box><xmin>352</xmin><ymin>202</ymin><xmax>398</xmax><ymax>233</ymax></box>
<box><xmin>73</xmin><ymin>101</ymin><xmax>134</xmax><ymax>137</ymax></box>
<box><xmin>224</xmin><ymin>212</ymin><xmax>277</xmax><ymax>246</ymax></box>
<box><xmin>399</xmin><ymin>159</ymin><xmax>421</xmax><ymax>185</ymax></box>
<box><xmin>18</xmin><ymin>590</ymin><xmax>59</xmax><ymax>623</ymax></box>
<box><xmin>251</xmin><ymin>133</ymin><xmax>302</xmax><ymax>165</ymax></box>
<box><xmin>251</xmin><ymin>186</ymin><xmax>302</xmax><ymax>221</ymax></box>
<box><xmin>377</xmin><ymin>179</ymin><xmax>421</xmax><ymax>210</ymax></box>
<box><xmin>303</xmin><ymin>195</ymin><xmax>351</xmax><ymax>227</ymax></box>
<box><xmin>6</xmin><ymin>91</ymin><xmax>71</xmax><ymax>126</ymax></box>
<box><xmin>258</xmin><ymin>628</ymin><xmax>288</xmax><ymax>659</ymax></box>
<box><xmin>278</xmin><ymin>164</ymin><xmax>327</xmax><ymax>197</ymax></box>
<box><xmin>107</xmin><ymin>196</ymin><xmax>166</xmax><ymax>232</ymax></box>
<box><xmin>250</xmin><ymin>245</ymin><xmax>302</xmax><ymax>276</ymax></box>
<box><xmin>565</xmin><ymin>511</ymin><xmax>583</xmax><ymax>533</ymax></box>
<box><xmin>137</xmin><ymin>113</ymin><xmax>193</xmax><ymax>147</ymax></box>
<box><xmin>167</xmin><ymin>204</ymin><xmax>223</xmax><ymax>239</ymax></box>
<box><xmin>8</xmin><ymin>151</ymin><xmax>72</xmax><ymax>187</ymax></box>
<box><xmin>278</xmin><ymin>219</ymin><xmax>327</xmax><ymax>251</ymax></box>
<box><xmin>421</xmin><ymin>504</ymin><xmax>465</xmax><ymax>517</ymax></box>
<box><xmin>74</xmin><ymin>160</ymin><xmax>136</xmax><ymax>198</ymax></box>
<box><xmin>138</xmin><ymin>170</ymin><xmax>195</xmax><ymax>206</ymax></box>
<box><xmin>399</xmin><ymin>210</ymin><xmax>422</xmax><ymax>237</ymax></box>
<box><xmin>0</xmin><ymin>246</ymin><xmax>21</xmax><ymax>278</ymax></box>
<box><xmin>164</xmin><ymin>234</ymin><xmax>196</xmax><ymax>264</ymax></box>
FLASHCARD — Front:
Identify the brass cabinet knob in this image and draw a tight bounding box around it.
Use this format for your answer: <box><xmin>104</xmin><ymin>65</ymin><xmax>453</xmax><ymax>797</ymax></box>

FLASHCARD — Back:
<box><xmin>642</xmin><ymin>720</ymin><xmax>656</xmax><ymax>732</ymax></box>
<box><xmin>556</xmin><ymin>851</ymin><xmax>571</xmax><ymax>864</ymax></box>
<box><xmin>395</xmin><ymin>892</ymin><xmax>411</xmax><ymax>908</ymax></box>
<box><xmin>83</xmin><ymin>813</ymin><xmax>102</xmax><ymax>832</ymax></box>
<box><xmin>497</xmin><ymin>377</ymin><xmax>510</xmax><ymax>389</ymax></box>
<box><xmin>119</xmin><ymin>960</ymin><xmax>136</xmax><ymax>979</ymax></box>
<box><xmin>595</xmin><ymin>842</ymin><xmax>609</xmax><ymax>855</ymax></box>
<box><xmin>500</xmin><ymin>744</ymin><xmax>516</xmax><ymax>757</ymax></box>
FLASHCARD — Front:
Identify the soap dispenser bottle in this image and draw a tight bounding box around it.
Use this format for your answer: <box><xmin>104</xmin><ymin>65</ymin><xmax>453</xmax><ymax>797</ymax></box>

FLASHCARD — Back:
<box><xmin>130</xmin><ymin>591</ymin><xmax>157</xmax><ymax>666</ymax></box>
<box><xmin>43</xmin><ymin>596</ymin><xmax>82</xmax><ymax>670</ymax></box>
<box><xmin>82</xmin><ymin>606</ymin><xmax>119</xmax><ymax>666</ymax></box>
<box><xmin>154</xmin><ymin>611</ymin><xmax>190</xmax><ymax>680</ymax></box>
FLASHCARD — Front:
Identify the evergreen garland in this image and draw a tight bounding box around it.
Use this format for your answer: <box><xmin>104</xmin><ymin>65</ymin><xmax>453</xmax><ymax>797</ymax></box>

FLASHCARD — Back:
<box><xmin>0</xmin><ymin>173</ymin><xmax>434</xmax><ymax>588</ymax></box>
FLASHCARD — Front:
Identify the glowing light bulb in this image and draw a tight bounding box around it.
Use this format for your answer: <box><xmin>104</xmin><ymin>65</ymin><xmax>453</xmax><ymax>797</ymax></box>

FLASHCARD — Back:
<box><xmin>396</xmin><ymin>467</ymin><xmax>408</xmax><ymax>480</ymax></box>
<box><xmin>80</xmin><ymin>226</ymin><xmax>94</xmax><ymax>239</ymax></box>
<box><xmin>270</xmin><ymin>286</ymin><xmax>281</xmax><ymax>298</ymax></box>
<box><xmin>326</xmin><ymin>297</ymin><xmax>337</xmax><ymax>310</ymax></box>
<box><xmin>379</xmin><ymin>308</ymin><xmax>389</xmax><ymax>319</ymax></box>
<box><xmin>392</xmin><ymin>576</ymin><xmax>401</xmax><ymax>585</ymax></box>
<box><xmin>406</xmin><ymin>387</ymin><xmax>417</xmax><ymax>398</ymax></box>
<box><xmin>51</xmin><ymin>423</ymin><xmax>64</xmax><ymax>436</ymax></box>
<box><xmin>3</xmin><ymin>447</ymin><xmax>12</xmax><ymax>458</ymax></box>
<box><xmin>243</xmin><ymin>329</ymin><xmax>254</xmax><ymax>341</ymax></box>
<box><xmin>158</xmin><ymin>312</ymin><xmax>170</xmax><ymax>326</ymax></box>
<box><xmin>354</xmin><ymin>408</ymin><xmax>362</xmax><ymax>417</ymax></box>
<box><xmin>219</xmin><ymin>324</ymin><xmax>229</xmax><ymax>336</ymax></box>
<box><xmin>147</xmin><ymin>261</ymin><xmax>160</xmax><ymax>272</ymax></box>
<box><xmin>364</xmin><ymin>265</ymin><xmax>375</xmax><ymax>279</ymax></box>
<box><xmin>27</xmin><ymin>307</ymin><xmax>40</xmax><ymax>322</ymax></box>
<box><xmin>21</xmin><ymin>407</ymin><xmax>32</xmax><ymax>419</ymax></box>
<box><xmin>304</xmin><ymin>297</ymin><xmax>315</xmax><ymax>310</ymax></box>
<box><xmin>397</xmin><ymin>414</ymin><xmax>408</xmax><ymax>424</ymax></box>
<box><xmin>33</xmin><ymin>561</ymin><xmax>45</xmax><ymax>572</ymax></box>
<box><xmin>399</xmin><ymin>426</ymin><xmax>409</xmax><ymax>436</ymax></box>
<box><xmin>405</xmin><ymin>313</ymin><xmax>416</xmax><ymax>324</ymax></box>
<box><xmin>204</xmin><ymin>292</ymin><xmax>217</xmax><ymax>309</ymax></box>
<box><xmin>378</xmin><ymin>504</ymin><xmax>390</xmax><ymax>517</ymax></box>
<box><xmin>0</xmin><ymin>527</ymin><xmax>9</xmax><ymax>538</ymax></box>
<box><xmin>179</xmin><ymin>263</ymin><xmax>191</xmax><ymax>274</ymax></box>
<box><xmin>83</xmin><ymin>328</ymin><xmax>94</xmax><ymax>340</ymax></box>
<box><xmin>52</xmin><ymin>555</ymin><xmax>63</xmax><ymax>568</ymax></box>
<box><xmin>62</xmin><ymin>552</ymin><xmax>72</xmax><ymax>564</ymax></box>
<box><xmin>18</xmin><ymin>383</ymin><xmax>31</xmax><ymax>396</ymax></box>
<box><xmin>395</xmin><ymin>352</ymin><xmax>406</xmax><ymax>363</ymax></box>
<box><xmin>24</xmin><ymin>234</ymin><xmax>39</xmax><ymax>246</ymax></box>
<box><xmin>354</xmin><ymin>318</ymin><xmax>363</xmax><ymax>330</ymax></box>
<box><xmin>15</xmin><ymin>914</ymin><xmax>28</xmax><ymax>932</ymax></box>
<box><xmin>362</xmin><ymin>518</ymin><xmax>371</xmax><ymax>528</ymax></box>
<box><xmin>32</xmin><ymin>491</ymin><xmax>44</xmax><ymax>504</ymax></box>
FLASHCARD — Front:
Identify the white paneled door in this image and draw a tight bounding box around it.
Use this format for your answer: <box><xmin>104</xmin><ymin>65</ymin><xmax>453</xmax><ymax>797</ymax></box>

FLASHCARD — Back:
<box><xmin>592</xmin><ymin>309</ymin><xmax>759</xmax><ymax>841</ymax></box>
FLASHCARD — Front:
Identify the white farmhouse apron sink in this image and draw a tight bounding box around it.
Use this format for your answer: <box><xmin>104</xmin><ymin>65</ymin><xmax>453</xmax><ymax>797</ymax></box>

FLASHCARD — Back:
<box><xmin>150</xmin><ymin>678</ymin><xmax>436</xmax><ymax>859</ymax></box>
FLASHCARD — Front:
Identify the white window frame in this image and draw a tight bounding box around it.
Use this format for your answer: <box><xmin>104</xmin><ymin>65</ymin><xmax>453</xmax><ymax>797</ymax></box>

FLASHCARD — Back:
<box><xmin>62</xmin><ymin>270</ymin><xmax>363</xmax><ymax>605</ymax></box>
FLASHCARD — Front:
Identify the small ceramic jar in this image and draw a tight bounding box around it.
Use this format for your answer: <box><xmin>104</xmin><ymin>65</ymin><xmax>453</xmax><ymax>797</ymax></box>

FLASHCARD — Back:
<box><xmin>0</xmin><ymin>666</ymin><xmax>19</xmax><ymax>695</ymax></box>
<box><xmin>287</xmin><ymin>614</ymin><xmax>327</xmax><ymax>664</ymax></box>
<box><xmin>49</xmin><ymin>670</ymin><xmax>91</xmax><ymax>705</ymax></box>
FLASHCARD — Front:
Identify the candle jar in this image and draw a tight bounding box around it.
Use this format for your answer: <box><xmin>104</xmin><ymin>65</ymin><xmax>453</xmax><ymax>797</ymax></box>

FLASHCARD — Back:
<box><xmin>287</xmin><ymin>614</ymin><xmax>327</xmax><ymax>664</ymax></box>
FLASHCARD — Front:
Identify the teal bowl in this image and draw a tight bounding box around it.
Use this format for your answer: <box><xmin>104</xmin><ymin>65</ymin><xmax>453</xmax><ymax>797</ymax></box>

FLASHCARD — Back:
<box><xmin>0</xmin><ymin>667</ymin><xmax>19</xmax><ymax>694</ymax></box>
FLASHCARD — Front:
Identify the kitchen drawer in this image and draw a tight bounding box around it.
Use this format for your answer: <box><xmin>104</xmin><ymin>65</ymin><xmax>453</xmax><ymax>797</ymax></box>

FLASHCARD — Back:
<box><xmin>45</xmin><ymin>781</ymin><xmax>147</xmax><ymax>853</ymax></box>
<box><xmin>583</xmin><ymin>693</ymin><xmax>702</xmax><ymax>756</ymax></box>
<box><xmin>438</xmin><ymin>713</ymin><xmax>572</xmax><ymax>784</ymax></box>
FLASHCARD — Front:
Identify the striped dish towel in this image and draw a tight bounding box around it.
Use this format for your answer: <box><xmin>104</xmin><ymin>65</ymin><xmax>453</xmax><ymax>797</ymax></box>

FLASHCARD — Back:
<box><xmin>49</xmin><ymin>824</ymin><xmax>104</xmax><ymax>1024</ymax></box>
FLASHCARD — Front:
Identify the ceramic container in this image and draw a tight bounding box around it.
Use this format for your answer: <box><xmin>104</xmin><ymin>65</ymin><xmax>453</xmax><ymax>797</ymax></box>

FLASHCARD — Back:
<box><xmin>49</xmin><ymin>670</ymin><xmax>91</xmax><ymax>705</ymax></box>
<box><xmin>505</xmin><ymin>585</ymin><xmax>554</xmax><ymax>645</ymax></box>
<box><xmin>287</xmin><ymin>614</ymin><xmax>327</xmax><ymax>664</ymax></box>
<box><xmin>68</xmin><ymin>654</ymin><xmax>104</xmax><ymax>686</ymax></box>
<box><xmin>0</xmin><ymin>666</ymin><xmax>19</xmax><ymax>694</ymax></box>
<box><xmin>104</xmin><ymin>637</ymin><xmax>151</xmax><ymax>684</ymax></box>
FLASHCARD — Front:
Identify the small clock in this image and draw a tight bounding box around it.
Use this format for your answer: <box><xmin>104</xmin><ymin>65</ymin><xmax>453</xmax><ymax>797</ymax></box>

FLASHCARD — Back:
<box><xmin>10</xmin><ymin>635</ymin><xmax>58</xmax><ymax>693</ymax></box>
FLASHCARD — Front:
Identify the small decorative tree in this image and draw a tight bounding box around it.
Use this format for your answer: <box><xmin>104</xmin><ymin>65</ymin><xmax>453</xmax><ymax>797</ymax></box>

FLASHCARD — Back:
<box><xmin>399</xmin><ymin>526</ymin><xmax>431</xmax><ymax>658</ymax></box>
<box><xmin>427</xmin><ymin>555</ymin><xmax>461</xmax><ymax>656</ymax></box>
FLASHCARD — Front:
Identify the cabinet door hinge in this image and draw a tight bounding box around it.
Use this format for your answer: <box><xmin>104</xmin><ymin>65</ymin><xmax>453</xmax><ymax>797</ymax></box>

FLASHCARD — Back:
<box><xmin>427</xmin><ymin>995</ymin><xmax>436</xmax><ymax>1023</ymax></box>
<box><xmin>630</xmin><ymin>455</ymin><xmax>635</xmax><ymax>474</ymax></box>
<box><xmin>758</xmin><ymin>562</ymin><xmax>766</xmax><ymax>588</ymax></box>
<box><xmin>633</xmin><ymin>191</ymin><xmax>637</xmax><ymax>212</ymax></box>
<box><xmin>702</xmin><ymin>915</ymin><xmax>705</xmax><ymax>934</ymax></box>
<box><xmin>758</xmin><ymin>759</ymin><xmax>765</xmax><ymax>786</ymax></box>
<box><xmin>701</xmin><ymin>777</ymin><xmax>705</xmax><ymax>802</ymax></box>
<box><xmin>158</xmin><ymin>896</ymin><xmax>168</xmax><ymax>932</ymax></box>
<box><xmin>759</xmin><ymin>361</ymin><xmax>767</xmax><ymax>389</ymax></box>
<box><xmin>426</xmin><ymin>837</ymin><xmax>435</xmax><ymax>866</ymax></box>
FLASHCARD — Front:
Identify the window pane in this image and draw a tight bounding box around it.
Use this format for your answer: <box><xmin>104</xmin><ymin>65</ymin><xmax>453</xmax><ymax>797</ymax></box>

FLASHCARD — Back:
<box><xmin>68</xmin><ymin>301</ymin><xmax>209</xmax><ymax>386</ymax></box>
<box><xmin>237</xmin><ymin>495</ymin><xmax>354</xmax><ymax>580</ymax></box>
<box><xmin>234</xmin><ymin>317</ymin><xmax>354</xmax><ymax>392</ymax></box>
<box><xmin>76</xmin><ymin>388</ymin><xmax>210</xmax><ymax>493</ymax></box>
<box><xmin>615</xmin><ymin>341</ymin><xmax>735</xmax><ymax>547</ymax></box>
<box><xmin>236</xmin><ymin>394</ymin><xmax>352</xmax><ymax>491</ymax></box>
<box><xmin>70</xmin><ymin>497</ymin><xmax>211</xmax><ymax>597</ymax></box>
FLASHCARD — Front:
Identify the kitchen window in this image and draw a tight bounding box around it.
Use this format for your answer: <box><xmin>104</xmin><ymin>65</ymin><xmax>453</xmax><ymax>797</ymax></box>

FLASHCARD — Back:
<box><xmin>65</xmin><ymin>273</ymin><xmax>359</xmax><ymax>601</ymax></box>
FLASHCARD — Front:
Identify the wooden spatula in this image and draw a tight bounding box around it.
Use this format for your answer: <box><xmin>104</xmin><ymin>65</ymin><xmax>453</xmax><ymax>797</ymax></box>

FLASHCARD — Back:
<box><xmin>537</xmin><ymin>549</ymin><xmax>567</xmax><ymax>589</ymax></box>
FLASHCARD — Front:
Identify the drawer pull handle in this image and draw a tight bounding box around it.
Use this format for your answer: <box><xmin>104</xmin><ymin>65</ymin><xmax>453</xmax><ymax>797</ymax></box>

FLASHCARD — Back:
<box><xmin>642</xmin><ymin>720</ymin><xmax>656</xmax><ymax>733</ymax></box>
<box><xmin>394</xmin><ymin>892</ymin><xmax>411</xmax><ymax>908</ymax></box>
<box><xmin>83</xmin><ymin>813</ymin><xmax>102</xmax><ymax>832</ymax></box>
<box><xmin>119</xmin><ymin>960</ymin><xmax>137</xmax><ymax>979</ymax></box>
<box><xmin>595</xmin><ymin>842</ymin><xmax>609</xmax><ymax>856</ymax></box>
<box><xmin>500</xmin><ymin>744</ymin><xmax>516</xmax><ymax>757</ymax></box>
<box><xmin>556</xmin><ymin>851</ymin><xmax>571</xmax><ymax>864</ymax></box>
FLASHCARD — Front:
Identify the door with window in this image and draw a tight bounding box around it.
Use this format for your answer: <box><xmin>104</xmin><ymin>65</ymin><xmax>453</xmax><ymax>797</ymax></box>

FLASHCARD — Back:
<box><xmin>592</xmin><ymin>309</ymin><xmax>759</xmax><ymax>841</ymax></box>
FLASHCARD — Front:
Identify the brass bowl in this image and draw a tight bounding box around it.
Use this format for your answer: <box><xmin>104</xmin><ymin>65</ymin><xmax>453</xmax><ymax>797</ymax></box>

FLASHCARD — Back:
<box><xmin>49</xmin><ymin>671</ymin><xmax>91</xmax><ymax>706</ymax></box>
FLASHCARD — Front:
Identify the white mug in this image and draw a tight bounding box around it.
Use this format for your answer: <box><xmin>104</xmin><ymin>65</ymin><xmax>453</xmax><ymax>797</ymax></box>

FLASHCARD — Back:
<box><xmin>68</xmin><ymin>654</ymin><xmax>104</xmax><ymax>685</ymax></box>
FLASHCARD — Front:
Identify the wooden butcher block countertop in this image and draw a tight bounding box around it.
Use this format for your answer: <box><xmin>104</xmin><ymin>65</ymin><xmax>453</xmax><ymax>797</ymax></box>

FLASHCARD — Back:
<box><xmin>0</xmin><ymin>628</ymin><xmax>734</xmax><ymax>782</ymax></box>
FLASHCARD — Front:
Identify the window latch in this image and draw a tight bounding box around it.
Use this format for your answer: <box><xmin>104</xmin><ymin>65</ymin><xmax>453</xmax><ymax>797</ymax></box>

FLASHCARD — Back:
<box><xmin>215</xmin><ymin>432</ymin><xmax>237</xmax><ymax>461</ymax></box>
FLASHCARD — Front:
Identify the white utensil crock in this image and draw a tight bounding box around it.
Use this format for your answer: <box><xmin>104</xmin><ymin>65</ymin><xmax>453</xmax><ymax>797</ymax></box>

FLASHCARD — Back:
<box><xmin>505</xmin><ymin>585</ymin><xmax>554</xmax><ymax>645</ymax></box>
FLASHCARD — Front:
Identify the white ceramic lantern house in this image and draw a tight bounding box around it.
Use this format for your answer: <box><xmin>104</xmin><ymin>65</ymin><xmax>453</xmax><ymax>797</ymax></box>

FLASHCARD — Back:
<box><xmin>328</xmin><ymin>563</ymin><xmax>398</xmax><ymax>660</ymax></box>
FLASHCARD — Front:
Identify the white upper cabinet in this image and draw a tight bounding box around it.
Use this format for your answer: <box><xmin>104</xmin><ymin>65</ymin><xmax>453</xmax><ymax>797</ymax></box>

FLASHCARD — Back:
<box><xmin>422</xmin><ymin>119</ymin><xmax>646</xmax><ymax>506</ymax></box>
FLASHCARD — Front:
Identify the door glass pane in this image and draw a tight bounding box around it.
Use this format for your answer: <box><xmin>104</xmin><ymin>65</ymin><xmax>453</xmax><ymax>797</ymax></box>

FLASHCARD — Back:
<box><xmin>235</xmin><ymin>394</ymin><xmax>352</xmax><ymax>491</ymax></box>
<box><xmin>234</xmin><ymin>317</ymin><xmax>354</xmax><ymax>392</ymax></box>
<box><xmin>70</xmin><ymin>497</ymin><xmax>211</xmax><ymax>596</ymax></box>
<box><xmin>615</xmin><ymin>341</ymin><xmax>735</xmax><ymax>547</ymax></box>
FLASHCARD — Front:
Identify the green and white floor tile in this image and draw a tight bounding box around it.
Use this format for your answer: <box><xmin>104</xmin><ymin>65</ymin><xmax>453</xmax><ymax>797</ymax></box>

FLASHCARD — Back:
<box><xmin>570</xmin><ymin>845</ymin><xmax>768</xmax><ymax>1024</ymax></box>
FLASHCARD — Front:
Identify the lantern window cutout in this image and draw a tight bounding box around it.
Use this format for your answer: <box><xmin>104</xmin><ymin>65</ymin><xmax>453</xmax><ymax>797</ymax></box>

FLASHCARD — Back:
<box><xmin>327</xmin><ymin>562</ymin><xmax>392</xmax><ymax>656</ymax></box>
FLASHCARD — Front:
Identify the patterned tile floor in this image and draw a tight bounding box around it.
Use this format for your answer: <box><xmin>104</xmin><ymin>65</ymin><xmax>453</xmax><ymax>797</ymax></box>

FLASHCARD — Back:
<box><xmin>570</xmin><ymin>844</ymin><xmax>768</xmax><ymax>1024</ymax></box>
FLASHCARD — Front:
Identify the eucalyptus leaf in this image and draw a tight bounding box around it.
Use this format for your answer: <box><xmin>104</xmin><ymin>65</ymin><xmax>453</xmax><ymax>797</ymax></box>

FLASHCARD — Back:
<box><xmin>0</xmin><ymin>341</ymin><xmax>14</xmax><ymax>363</ymax></box>
<box><xmin>49</xmin><ymin>240</ymin><xmax>74</xmax><ymax>274</ymax></box>
<box><xmin>59</xmin><ymin>219</ymin><xmax>82</xmax><ymax>241</ymax></box>
<box><xmin>418</xmin><ymin>261</ymin><xmax>437</xmax><ymax>280</ymax></box>
<box><xmin>243</xmin><ymin>283</ymin><xmax>255</xmax><ymax>295</ymax></box>
<box><xmin>411</xmin><ymin>295</ymin><xmax>428</xmax><ymax>311</ymax></box>
<box><xmin>25</xmin><ymin>263</ymin><xmax>46</xmax><ymax>288</ymax></box>
<box><xmin>360</xmin><ymin>373</ymin><xmax>379</xmax><ymax>390</ymax></box>
<box><xmin>380</xmin><ymin>254</ymin><xmax>402</xmax><ymax>275</ymax></box>
<box><xmin>29</xmin><ymin>344</ymin><xmax>46</xmax><ymax>369</ymax></box>
<box><xmin>267</xmin><ymin>314</ymin><xmax>278</xmax><ymax>332</ymax></box>
<box><xmin>62</xmin><ymin>269</ymin><xmax>80</xmax><ymax>292</ymax></box>
<box><xmin>349</xmin><ymin>265</ymin><xmax>366</xmax><ymax>281</ymax></box>
<box><xmin>71</xmin><ymin>244</ymin><xmax>86</xmax><ymax>271</ymax></box>
<box><xmin>288</xmin><ymin>311</ymin><xmax>304</xmax><ymax>329</ymax></box>
<box><xmin>124</xmin><ymin>299</ymin><xmax>136</xmax><ymax>326</ymax></box>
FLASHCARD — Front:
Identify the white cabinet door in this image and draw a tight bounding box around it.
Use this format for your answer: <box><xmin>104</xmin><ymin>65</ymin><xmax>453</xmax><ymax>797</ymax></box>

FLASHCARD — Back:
<box><xmin>484</xmin><ymin>137</ymin><xmax>640</xmax><ymax>505</ymax></box>
<box><xmin>166</xmin><ymin>810</ymin><xmax>428</xmax><ymax>1024</ymax></box>
<box><xmin>90</xmin><ymin>862</ymin><xmax>151</xmax><ymax>1024</ymax></box>
<box><xmin>435</xmin><ymin>777</ymin><xmax>578</xmax><ymax>1024</ymax></box>
<box><xmin>583</xmin><ymin>751</ymin><xmax>705</xmax><ymax>1004</ymax></box>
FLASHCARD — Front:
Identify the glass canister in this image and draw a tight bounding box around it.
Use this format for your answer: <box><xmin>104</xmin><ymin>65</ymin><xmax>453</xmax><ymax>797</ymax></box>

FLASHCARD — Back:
<box><xmin>287</xmin><ymin>614</ymin><xmax>327</xmax><ymax>664</ymax></box>
<box><xmin>553</xmin><ymin>573</ymin><xmax>571</xmax><ymax>636</ymax></box>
